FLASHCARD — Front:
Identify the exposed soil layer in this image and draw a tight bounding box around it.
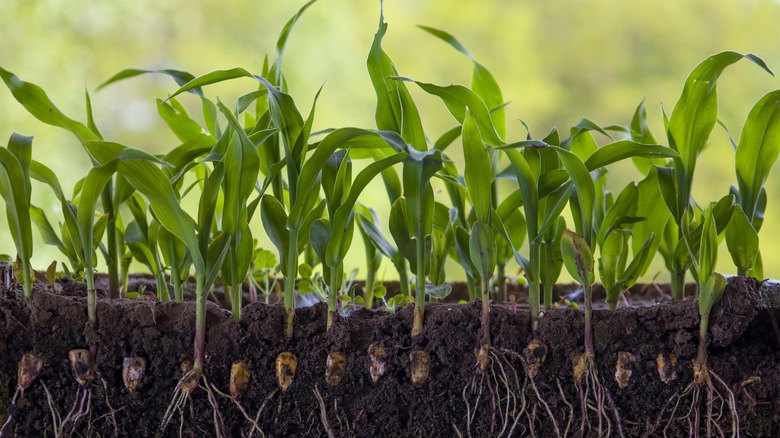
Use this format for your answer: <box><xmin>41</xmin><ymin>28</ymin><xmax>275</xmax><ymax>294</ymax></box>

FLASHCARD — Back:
<box><xmin>0</xmin><ymin>274</ymin><xmax>778</xmax><ymax>437</ymax></box>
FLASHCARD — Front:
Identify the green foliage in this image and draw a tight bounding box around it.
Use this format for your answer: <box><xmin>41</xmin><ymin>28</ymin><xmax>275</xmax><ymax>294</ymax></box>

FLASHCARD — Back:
<box><xmin>3</xmin><ymin>2</ymin><xmax>780</xmax><ymax>384</ymax></box>
<box><xmin>561</xmin><ymin>230</ymin><xmax>595</xmax><ymax>288</ymax></box>
<box><xmin>0</xmin><ymin>133</ymin><xmax>33</xmax><ymax>299</ymax></box>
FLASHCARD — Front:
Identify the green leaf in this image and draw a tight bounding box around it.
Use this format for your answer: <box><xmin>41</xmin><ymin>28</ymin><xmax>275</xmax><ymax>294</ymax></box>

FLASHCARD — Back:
<box><xmin>299</xmin><ymin>262</ymin><xmax>313</xmax><ymax>279</ymax></box>
<box><xmin>469</xmin><ymin>222</ymin><xmax>496</xmax><ymax>284</ymax></box>
<box><xmin>623</xmin><ymin>175</ymin><xmax>662</xmax><ymax>277</ymax></box>
<box><xmin>260</xmin><ymin>195</ymin><xmax>290</xmax><ymax>272</ymax></box>
<box><xmin>0</xmin><ymin>67</ymin><xmax>99</xmax><ymax>143</ymax></box>
<box><xmin>597</xmin><ymin>183</ymin><xmax>638</xmax><ymax>248</ymax></box>
<box><xmin>584</xmin><ymin>141</ymin><xmax>678</xmax><ymax>171</ymax></box>
<box><xmin>424</xmin><ymin>283</ymin><xmax>453</xmax><ymax>300</ymax></box>
<box><xmin>217</xmin><ymin>102</ymin><xmax>262</xmax><ymax>236</ymax></box>
<box><xmin>555</xmin><ymin>148</ymin><xmax>596</xmax><ymax>246</ymax></box>
<box><xmin>462</xmin><ymin>109</ymin><xmax>493</xmax><ymax>223</ymax></box>
<box><xmin>357</xmin><ymin>207</ymin><xmax>398</xmax><ymax>260</ymax></box>
<box><xmin>309</xmin><ymin>218</ymin><xmax>331</xmax><ymax>266</ymax></box>
<box><xmin>399</xmin><ymin>77</ymin><xmax>503</xmax><ymax>146</ymax></box>
<box><xmin>0</xmin><ymin>142</ymin><xmax>33</xmax><ymax>273</ymax></box>
<box><xmin>157</xmin><ymin>98</ymin><xmax>205</xmax><ymax>142</ymax></box>
<box><xmin>725</xmin><ymin>204</ymin><xmax>759</xmax><ymax>274</ymax></box>
<box><xmin>656</xmin><ymin>165</ymin><xmax>680</xmax><ymax>223</ymax></box>
<box><xmin>418</xmin><ymin>25</ymin><xmax>506</xmax><ymax>138</ymax></box>
<box><xmin>503</xmin><ymin>149</ymin><xmax>539</xmax><ymax>239</ymax></box>
<box><xmin>599</xmin><ymin>229</ymin><xmax>628</xmax><ymax>292</ymax></box>
<box><xmin>30</xmin><ymin>205</ymin><xmax>65</xmax><ymax>252</ymax></box>
<box><xmin>668</xmin><ymin>52</ymin><xmax>772</xmax><ymax>212</ymax></box>
<box><xmin>373</xmin><ymin>284</ymin><xmax>387</xmax><ymax>299</ymax></box>
<box><xmin>77</xmin><ymin>162</ymin><xmax>118</xmax><ymax>283</ymax></box>
<box><xmin>735</xmin><ymin>90</ymin><xmax>780</xmax><ymax>222</ymax></box>
<box><xmin>288</xmin><ymin>128</ymin><xmax>407</xmax><ymax>229</ymax></box>
<box><xmin>540</xmin><ymin>218</ymin><xmax>566</xmax><ymax>287</ymax></box>
<box><xmin>167</xmin><ymin>67</ymin><xmax>259</xmax><ymax>102</ymax></box>
<box><xmin>389</xmin><ymin>197</ymin><xmax>416</xmax><ymax>270</ymax></box>
<box><xmin>84</xmin><ymin>141</ymin><xmax>204</xmax><ymax>276</ymax></box>
<box><xmin>698</xmin><ymin>205</ymin><xmax>719</xmax><ymax>282</ymax></box>
<box><xmin>269</xmin><ymin>0</ymin><xmax>318</xmax><ymax>86</ymax></box>
<box><xmin>97</xmin><ymin>68</ymin><xmax>201</xmax><ymax>95</ymax></box>
<box><xmin>454</xmin><ymin>225</ymin><xmax>477</xmax><ymax>278</ymax></box>
<box><xmin>253</xmin><ymin>247</ymin><xmax>277</xmax><ymax>271</ymax></box>
<box><xmin>561</xmin><ymin>229</ymin><xmax>594</xmax><ymax>287</ymax></box>
<box><xmin>326</xmin><ymin>153</ymin><xmax>406</xmax><ymax>267</ymax></box>
<box><xmin>367</xmin><ymin>5</ymin><xmax>426</xmax><ymax>151</ymax></box>
<box><xmin>222</xmin><ymin>225</ymin><xmax>254</xmax><ymax>287</ymax></box>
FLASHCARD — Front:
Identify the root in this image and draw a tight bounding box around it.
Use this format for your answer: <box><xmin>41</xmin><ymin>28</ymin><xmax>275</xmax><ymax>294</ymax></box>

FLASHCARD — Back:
<box><xmin>646</xmin><ymin>369</ymin><xmax>740</xmax><ymax>438</ymax></box>
<box><xmin>159</xmin><ymin>370</ymin><xmax>193</xmax><ymax>435</ymax></box>
<box><xmin>42</xmin><ymin>383</ymin><xmax>92</xmax><ymax>437</ymax></box>
<box><xmin>0</xmin><ymin>387</ymin><xmax>20</xmax><ymax>436</ymax></box>
<box><xmin>159</xmin><ymin>370</ymin><xmax>228</xmax><ymax>438</ymax></box>
<box><xmin>313</xmin><ymin>384</ymin><xmax>336</xmax><ymax>438</ymax></box>
<box><xmin>41</xmin><ymin>381</ymin><xmax>62</xmax><ymax>436</ymax></box>
<box><xmin>500</xmin><ymin>347</ymin><xmax>567</xmax><ymax>438</ymax></box>
<box><xmin>247</xmin><ymin>389</ymin><xmax>278</xmax><ymax>438</ymax></box>
<box><xmin>459</xmin><ymin>348</ymin><xmax>529</xmax><ymax>438</ymax></box>
<box><xmin>200</xmin><ymin>376</ymin><xmax>227</xmax><ymax>438</ymax></box>
<box><xmin>101</xmin><ymin>379</ymin><xmax>119</xmax><ymax>438</ymax></box>
<box><xmin>575</xmin><ymin>360</ymin><xmax>623</xmax><ymax>438</ymax></box>
<box><xmin>209</xmin><ymin>381</ymin><xmax>270</xmax><ymax>437</ymax></box>
<box><xmin>557</xmin><ymin>379</ymin><xmax>574</xmax><ymax>437</ymax></box>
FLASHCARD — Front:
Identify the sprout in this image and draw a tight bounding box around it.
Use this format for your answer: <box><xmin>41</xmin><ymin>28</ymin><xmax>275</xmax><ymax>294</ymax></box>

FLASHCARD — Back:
<box><xmin>656</xmin><ymin>52</ymin><xmax>772</xmax><ymax>299</ymax></box>
<box><xmin>0</xmin><ymin>133</ymin><xmax>34</xmax><ymax>304</ymax></box>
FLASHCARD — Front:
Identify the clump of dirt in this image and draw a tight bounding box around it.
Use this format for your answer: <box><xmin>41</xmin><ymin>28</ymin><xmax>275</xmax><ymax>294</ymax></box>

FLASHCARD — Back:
<box><xmin>0</xmin><ymin>274</ymin><xmax>777</xmax><ymax>437</ymax></box>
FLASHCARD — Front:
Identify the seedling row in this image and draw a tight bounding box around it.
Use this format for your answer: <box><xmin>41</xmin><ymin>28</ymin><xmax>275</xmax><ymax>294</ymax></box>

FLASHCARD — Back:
<box><xmin>1</xmin><ymin>1</ymin><xmax>779</xmax><ymax>436</ymax></box>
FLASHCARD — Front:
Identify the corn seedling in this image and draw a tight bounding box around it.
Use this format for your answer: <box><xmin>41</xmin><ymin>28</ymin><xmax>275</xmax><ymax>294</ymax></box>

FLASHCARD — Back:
<box><xmin>658</xmin><ymin>52</ymin><xmax>772</xmax><ymax>300</ymax></box>
<box><xmin>651</xmin><ymin>202</ymin><xmax>739</xmax><ymax>436</ymax></box>
<box><xmin>310</xmin><ymin>148</ymin><xmax>405</xmax><ymax>329</ymax></box>
<box><xmin>248</xmin><ymin>247</ymin><xmax>279</xmax><ymax>304</ymax></box>
<box><xmin>726</xmin><ymin>90</ymin><xmax>780</xmax><ymax>277</ymax></box>
<box><xmin>0</xmin><ymin>133</ymin><xmax>34</xmax><ymax>305</ymax></box>
<box><xmin>2</xmin><ymin>2</ymin><xmax>780</xmax><ymax>435</ymax></box>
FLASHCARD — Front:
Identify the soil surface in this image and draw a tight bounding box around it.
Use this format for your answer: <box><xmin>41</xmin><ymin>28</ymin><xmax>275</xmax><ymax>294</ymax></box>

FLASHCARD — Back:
<box><xmin>0</xmin><ymin>272</ymin><xmax>778</xmax><ymax>437</ymax></box>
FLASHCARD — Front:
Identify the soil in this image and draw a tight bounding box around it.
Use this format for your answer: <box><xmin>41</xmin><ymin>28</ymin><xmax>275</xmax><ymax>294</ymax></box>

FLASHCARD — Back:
<box><xmin>0</xmin><ymin>269</ymin><xmax>778</xmax><ymax>437</ymax></box>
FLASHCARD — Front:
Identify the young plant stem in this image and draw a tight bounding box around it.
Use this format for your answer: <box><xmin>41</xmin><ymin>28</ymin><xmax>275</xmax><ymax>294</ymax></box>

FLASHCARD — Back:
<box><xmin>737</xmin><ymin>268</ymin><xmax>749</xmax><ymax>277</ymax></box>
<box><xmin>529</xmin><ymin>281</ymin><xmax>542</xmax><ymax>332</ymax></box>
<box><xmin>85</xmin><ymin>274</ymin><xmax>97</xmax><ymax>329</ymax></box>
<box><xmin>230</xmin><ymin>245</ymin><xmax>241</xmax><ymax>320</ymax></box>
<box><xmin>171</xmin><ymin>267</ymin><xmax>183</xmax><ymax>301</ymax></box>
<box><xmin>193</xmin><ymin>277</ymin><xmax>206</xmax><ymax>375</ymax></box>
<box><xmin>467</xmin><ymin>276</ymin><xmax>478</xmax><ymax>302</ymax></box>
<box><xmin>584</xmin><ymin>284</ymin><xmax>594</xmax><ymax>357</ymax></box>
<box><xmin>327</xmin><ymin>267</ymin><xmax>340</xmax><ymax>330</ymax></box>
<box><xmin>411</xmin><ymin>222</ymin><xmax>426</xmax><ymax>338</ymax></box>
<box><xmin>283</xmin><ymin>228</ymin><xmax>299</xmax><ymax>340</ymax></box>
<box><xmin>543</xmin><ymin>243</ymin><xmax>554</xmax><ymax>310</ymax></box>
<box><xmin>481</xmin><ymin>277</ymin><xmax>491</xmax><ymax>350</ymax></box>
<box><xmin>398</xmin><ymin>264</ymin><xmax>411</xmax><ymax>297</ymax></box>
<box><xmin>696</xmin><ymin>313</ymin><xmax>710</xmax><ymax>371</ymax></box>
<box><xmin>364</xmin><ymin>262</ymin><xmax>376</xmax><ymax>310</ymax></box>
<box><xmin>529</xmin><ymin>242</ymin><xmax>541</xmax><ymax>332</ymax></box>
<box><xmin>543</xmin><ymin>281</ymin><xmax>554</xmax><ymax>311</ymax></box>
<box><xmin>19</xmin><ymin>258</ymin><xmax>32</xmax><ymax>307</ymax></box>
<box><xmin>154</xmin><ymin>268</ymin><xmax>169</xmax><ymax>302</ymax></box>
<box><xmin>101</xmin><ymin>187</ymin><xmax>120</xmax><ymax>300</ymax></box>
<box><xmin>224</xmin><ymin>284</ymin><xmax>232</xmax><ymax>309</ymax></box>
<box><xmin>671</xmin><ymin>269</ymin><xmax>686</xmax><ymax>301</ymax></box>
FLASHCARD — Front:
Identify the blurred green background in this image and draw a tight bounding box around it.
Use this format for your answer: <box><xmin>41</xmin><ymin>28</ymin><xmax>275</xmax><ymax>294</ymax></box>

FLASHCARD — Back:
<box><xmin>2</xmin><ymin>0</ymin><xmax>780</xmax><ymax>283</ymax></box>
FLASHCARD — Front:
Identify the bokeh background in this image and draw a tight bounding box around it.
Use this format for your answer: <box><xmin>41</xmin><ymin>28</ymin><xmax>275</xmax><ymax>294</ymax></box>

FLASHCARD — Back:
<box><xmin>2</xmin><ymin>0</ymin><xmax>780</xmax><ymax>283</ymax></box>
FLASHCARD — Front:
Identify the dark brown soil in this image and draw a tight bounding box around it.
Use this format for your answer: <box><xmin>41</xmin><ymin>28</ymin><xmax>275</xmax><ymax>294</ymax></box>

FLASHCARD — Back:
<box><xmin>0</xmin><ymin>273</ymin><xmax>778</xmax><ymax>437</ymax></box>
